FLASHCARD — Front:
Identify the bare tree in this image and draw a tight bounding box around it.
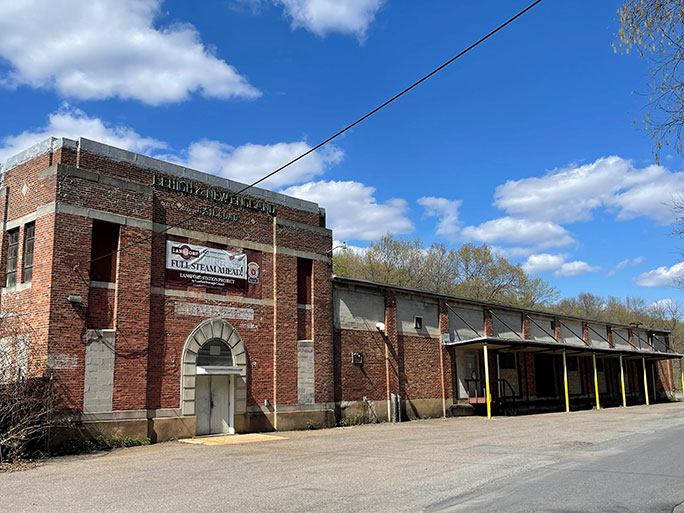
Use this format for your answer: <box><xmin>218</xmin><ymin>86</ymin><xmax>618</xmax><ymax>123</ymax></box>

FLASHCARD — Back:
<box><xmin>617</xmin><ymin>0</ymin><xmax>684</xmax><ymax>162</ymax></box>
<box><xmin>0</xmin><ymin>312</ymin><xmax>55</xmax><ymax>463</ymax></box>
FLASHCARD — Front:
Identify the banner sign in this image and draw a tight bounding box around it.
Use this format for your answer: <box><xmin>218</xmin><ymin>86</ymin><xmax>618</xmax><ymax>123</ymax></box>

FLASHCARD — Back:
<box><xmin>166</xmin><ymin>241</ymin><xmax>247</xmax><ymax>291</ymax></box>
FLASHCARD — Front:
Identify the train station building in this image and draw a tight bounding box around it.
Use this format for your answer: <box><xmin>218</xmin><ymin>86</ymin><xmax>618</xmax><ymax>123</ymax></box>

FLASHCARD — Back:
<box><xmin>0</xmin><ymin>137</ymin><xmax>680</xmax><ymax>441</ymax></box>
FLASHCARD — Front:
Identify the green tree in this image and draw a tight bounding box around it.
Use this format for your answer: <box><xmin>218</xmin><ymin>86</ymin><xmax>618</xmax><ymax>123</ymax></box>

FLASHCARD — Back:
<box><xmin>333</xmin><ymin>234</ymin><xmax>558</xmax><ymax>307</ymax></box>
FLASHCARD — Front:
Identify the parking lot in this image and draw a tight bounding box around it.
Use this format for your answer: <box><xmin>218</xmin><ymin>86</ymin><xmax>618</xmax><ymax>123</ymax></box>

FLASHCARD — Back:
<box><xmin>3</xmin><ymin>403</ymin><xmax>684</xmax><ymax>512</ymax></box>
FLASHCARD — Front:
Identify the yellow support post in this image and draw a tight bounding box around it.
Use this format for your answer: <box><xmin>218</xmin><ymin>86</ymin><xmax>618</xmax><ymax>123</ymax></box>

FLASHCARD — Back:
<box><xmin>483</xmin><ymin>343</ymin><xmax>491</xmax><ymax>419</ymax></box>
<box><xmin>593</xmin><ymin>353</ymin><xmax>601</xmax><ymax>410</ymax></box>
<box><xmin>642</xmin><ymin>356</ymin><xmax>650</xmax><ymax>406</ymax></box>
<box><xmin>680</xmin><ymin>360</ymin><xmax>684</xmax><ymax>400</ymax></box>
<box><xmin>562</xmin><ymin>351</ymin><xmax>570</xmax><ymax>413</ymax></box>
<box><xmin>619</xmin><ymin>355</ymin><xmax>626</xmax><ymax>408</ymax></box>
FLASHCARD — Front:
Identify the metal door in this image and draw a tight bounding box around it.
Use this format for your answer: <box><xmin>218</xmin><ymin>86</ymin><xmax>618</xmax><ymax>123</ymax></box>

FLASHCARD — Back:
<box><xmin>195</xmin><ymin>375</ymin><xmax>231</xmax><ymax>435</ymax></box>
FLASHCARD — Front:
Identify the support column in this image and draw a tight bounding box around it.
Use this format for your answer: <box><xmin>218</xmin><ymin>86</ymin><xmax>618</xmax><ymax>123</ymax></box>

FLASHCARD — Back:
<box><xmin>562</xmin><ymin>350</ymin><xmax>569</xmax><ymax>413</ymax></box>
<box><xmin>484</xmin><ymin>343</ymin><xmax>491</xmax><ymax>419</ymax></box>
<box><xmin>680</xmin><ymin>360</ymin><xmax>684</xmax><ymax>399</ymax></box>
<box><xmin>593</xmin><ymin>353</ymin><xmax>601</xmax><ymax>410</ymax></box>
<box><xmin>619</xmin><ymin>355</ymin><xmax>627</xmax><ymax>408</ymax></box>
<box><xmin>642</xmin><ymin>356</ymin><xmax>650</xmax><ymax>406</ymax></box>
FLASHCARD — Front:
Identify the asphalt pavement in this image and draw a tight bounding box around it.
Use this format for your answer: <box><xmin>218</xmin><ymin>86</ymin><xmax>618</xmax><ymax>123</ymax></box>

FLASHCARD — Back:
<box><xmin>3</xmin><ymin>403</ymin><xmax>684</xmax><ymax>512</ymax></box>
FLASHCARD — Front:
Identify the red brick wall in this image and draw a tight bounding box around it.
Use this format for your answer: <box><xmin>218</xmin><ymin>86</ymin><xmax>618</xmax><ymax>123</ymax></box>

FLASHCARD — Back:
<box><xmin>2</xmin><ymin>142</ymin><xmax>334</xmax><ymax>417</ymax></box>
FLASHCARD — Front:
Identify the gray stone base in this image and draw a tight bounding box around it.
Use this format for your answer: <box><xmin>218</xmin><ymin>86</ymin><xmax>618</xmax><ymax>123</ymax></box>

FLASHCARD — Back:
<box><xmin>235</xmin><ymin>409</ymin><xmax>336</xmax><ymax>433</ymax></box>
<box><xmin>337</xmin><ymin>398</ymin><xmax>451</xmax><ymax>423</ymax></box>
<box><xmin>51</xmin><ymin>418</ymin><xmax>149</xmax><ymax>448</ymax></box>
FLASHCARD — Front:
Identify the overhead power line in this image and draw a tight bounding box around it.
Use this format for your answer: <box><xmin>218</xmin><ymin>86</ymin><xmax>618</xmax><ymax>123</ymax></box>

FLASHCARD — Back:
<box><xmin>81</xmin><ymin>0</ymin><xmax>544</xmax><ymax>269</ymax></box>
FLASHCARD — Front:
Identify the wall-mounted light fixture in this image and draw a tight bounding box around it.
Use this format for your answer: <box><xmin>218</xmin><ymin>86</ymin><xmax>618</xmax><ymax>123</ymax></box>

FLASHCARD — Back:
<box><xmin>375</xmin><ymin>322</ymin><xmax>385</xmax><ymax>332</ymax></box>
<box><xmin>67</xmin><ymin>295</ymin><xmax>83</xmax><ymax>304</ymax></box>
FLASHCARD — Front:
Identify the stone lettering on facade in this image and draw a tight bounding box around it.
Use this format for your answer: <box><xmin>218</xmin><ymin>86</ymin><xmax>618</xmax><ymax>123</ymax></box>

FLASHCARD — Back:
<box><xmin>175</xmin><ymin>302</ymin><xmax>254</xmax><ymax>321</ymax></box>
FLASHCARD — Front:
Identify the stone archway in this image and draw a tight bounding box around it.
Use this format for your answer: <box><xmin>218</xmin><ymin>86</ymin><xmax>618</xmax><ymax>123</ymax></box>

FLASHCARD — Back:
<box><xmin>181</xmin><ymin>318</ymin><xmax>248</xmax><ymax>418</ymax></box>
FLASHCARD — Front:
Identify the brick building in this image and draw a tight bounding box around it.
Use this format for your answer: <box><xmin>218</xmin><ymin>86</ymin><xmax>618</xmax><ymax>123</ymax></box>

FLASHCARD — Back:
<box><xmin>0</xmin><ymin>137</ymin><xmax>680</xmax><ymax>441</ymax></box>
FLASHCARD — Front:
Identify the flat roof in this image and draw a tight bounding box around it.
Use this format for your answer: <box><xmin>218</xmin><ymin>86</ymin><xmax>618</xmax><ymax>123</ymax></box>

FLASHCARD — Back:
<box><xmin>333</xmin><ymin>275</ymin><xmax>671</xmax><ymax>335</ymax></box>
<box><xmin>441</xmin><ymin>336</ymin><xmax>681</xmax><ymax>359</ymax></box>
<box><xmin>2</xmin><ymin>136</ymin><xmax>322</xmax><ymax>215</ymax></box>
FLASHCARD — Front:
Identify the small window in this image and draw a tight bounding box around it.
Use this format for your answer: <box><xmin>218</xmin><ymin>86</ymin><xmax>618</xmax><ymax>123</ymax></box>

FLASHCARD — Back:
<box><xmin>414</xmin><ymin>316</ymin><xmax>423</xmax><ymax>330</ymax></box>
<box><xmin>6</xmin><ymin>229</ymin><xmax>19</xmax><ymax>287</ymax></box>
<box><xmin>22</xmin><ymin>222</ymin><xmax>35</xmax><ymax>283</ymax></box>
<box><xmin>596</xmin><ymin>358</ymin><xmax>604</xmax><ymax>372</ymax></box>
<box><xmin>567</xmin><ymin>356</ymin><xmax>579</xmax><ymax>372</ymax></box>
<box><xmin>90</xmin><ymin>220</ymin><xmax>120</xmax><ymax>283</ymax></box>
<box><xmin>499</xmin><ymin>352</ymin><xmax>516</xmax><ymax>370</ymax></box>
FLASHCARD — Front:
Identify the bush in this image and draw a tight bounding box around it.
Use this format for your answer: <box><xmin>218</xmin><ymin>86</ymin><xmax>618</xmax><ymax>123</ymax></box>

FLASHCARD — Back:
<box><xmin>0</xmin><ymin>375</ymin><xmax>56</xmax><ymax>463</ymax></box>
<box><xmin>55</xmin><ymin>435</ymin><xmax>150</xmax><ymax>456</ymax></box>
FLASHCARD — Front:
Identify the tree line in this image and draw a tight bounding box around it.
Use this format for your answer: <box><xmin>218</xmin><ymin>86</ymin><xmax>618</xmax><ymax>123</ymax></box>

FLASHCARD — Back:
<box><xmin>333</xmin><ymin>234</ymin><xmax>682</xmax><ymax>339</ymax></box>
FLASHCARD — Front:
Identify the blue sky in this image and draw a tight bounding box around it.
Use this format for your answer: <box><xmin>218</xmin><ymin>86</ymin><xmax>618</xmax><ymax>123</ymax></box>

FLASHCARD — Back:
<box><xmin>0</xmin><ymin>0</ymin><xmax>682</xmax><ymax>305</ymax></box>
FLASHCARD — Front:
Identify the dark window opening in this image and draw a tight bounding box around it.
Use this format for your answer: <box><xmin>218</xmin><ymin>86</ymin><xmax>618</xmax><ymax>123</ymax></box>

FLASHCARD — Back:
<box><xmin>22</xmin><ymin>222</ymin><xmax>35</xmax><ymax>283</ymax></box>
<box><xmin>196</xmin><ymin>339</ymin><xmax>233</xmax><ymax>367</ymax></box>
<box><xmin>567</xmin><ymin>356</ymin><xmax>579</xmax><ymax>372</ymax></box>
<box><xmin>414</xmin><ymin>316</ymin><xmax>423</xmax><ymax>330</ymax></box>
<box><xmin>297</xmin><ymin>258</ymin><xmax>312</xmax><ymax>304</ymax></box>
<box><xmin>596</xmin><ymin>358</ymin><xmax>604</xmax><ymax>372</ymax></box>
<box><xmin>499</xmin><ymin>352</ymin><xmax>516</xmax><ymax>370</ymax></box>
<box><xmin>90</xmin><ymin>220</ymin><xmax>120</xmax><ymax>283</ymax></box>
<box><xmin>6</xmin><ymin>228</ymin><xmax>19</xmax><ymax>287</ymax></box>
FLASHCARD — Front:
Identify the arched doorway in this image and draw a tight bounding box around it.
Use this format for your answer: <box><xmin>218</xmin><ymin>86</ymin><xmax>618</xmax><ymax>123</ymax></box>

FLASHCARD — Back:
<box><xmin>181</xmin><ymin>318</ymin><xmax>248</xmax><ymax>435</ymax></box>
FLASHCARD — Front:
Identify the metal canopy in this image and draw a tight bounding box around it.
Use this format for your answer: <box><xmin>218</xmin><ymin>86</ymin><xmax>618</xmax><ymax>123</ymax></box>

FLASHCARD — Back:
<box><xmin>441</xmin><ymin>335</ymin><xmax>682</xmax><ymax>360</ymax></box>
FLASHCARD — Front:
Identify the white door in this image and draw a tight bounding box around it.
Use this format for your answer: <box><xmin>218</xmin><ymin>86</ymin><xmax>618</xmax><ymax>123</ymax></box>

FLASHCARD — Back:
<box><xmin>195</xmin><ymin>375</ymin><xmax>232</xmax><ymax>435</ymax></box>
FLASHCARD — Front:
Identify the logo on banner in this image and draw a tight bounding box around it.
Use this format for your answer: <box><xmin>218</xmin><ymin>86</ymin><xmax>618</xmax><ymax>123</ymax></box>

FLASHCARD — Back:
<box><xmin>247</xmin><ymin>262</ymin><xmax>260</xmax><ymax>284</ymax></box>
<box><xmin>172</xmin><ymin>244</ymin><xmax>200</xmax><ymax>260</ymax></box>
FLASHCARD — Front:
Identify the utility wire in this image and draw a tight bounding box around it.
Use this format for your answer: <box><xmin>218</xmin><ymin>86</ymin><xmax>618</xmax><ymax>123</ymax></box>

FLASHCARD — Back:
<box><xmin>80</xmin><ymin>0</ymin><xmax>544</xmax><ymax>269</ymax></box>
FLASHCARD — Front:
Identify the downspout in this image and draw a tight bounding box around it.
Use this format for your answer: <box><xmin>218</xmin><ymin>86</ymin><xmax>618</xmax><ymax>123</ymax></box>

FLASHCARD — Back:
<box><xmin>272</xmin><ymin>217</ymin><xmax>278</xmax><ymax>430</ymax></box>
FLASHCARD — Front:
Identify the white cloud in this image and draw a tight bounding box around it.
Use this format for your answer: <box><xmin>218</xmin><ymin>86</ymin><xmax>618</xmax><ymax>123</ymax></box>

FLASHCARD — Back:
<box><xmin>523</xmin><ymin>253</ymin><xmax>600</xmax><ymax>278</ymax></box>
<box><xmin>460</xmin><ymin>217</ymin><xmax>575</xmax><ymax>250</ymax></box>
<box><xmin>281</xmin><ymin>180</ymin><xmax>413</xmax><ymax>241</ymax></box>
<box><xmin>494</xmin><ymin>156</ymin><xmax>684</xmax><ymax>225</ymax></box>
<box><xmin>417</xmin><ymin>196</ymin><xmax>461</xmax><ymax>241</ymax></box>
<box><xmin>555</xmin><ymin>260</ymin><xmax>601</xmax><ymax>277</ymax></box>
<box><xmin>332</xmin><ymin>240</ymin><xmax>366</xmax><ymax>255</ymax></box>
<box><xmin>0</xmin><ymin>0</ymin><xmax>260</xmax><ymax>104</ymax></box>
<box><xmin>523</xmin><ymin>253</ymin><xmax>567</xmax><ymax>274</ymax></box>
<box><xmin>0</xmin><ymin>106</ymin><xmax>167</xmax><ymax>163</ymax></box>
<box><xmin>636</xmin><ymin>262</ymin><xmax>684</xmax><ymax>287</ymax></box>
<box><xmin>180</xmin><ymin>139</ymin><xmax>343</xmax><ymax>188</ymax></box>
<box><xmin>647</xmin><ymin>298</ymin><xmax>676</xmax><ymax>313</ymax></box>
<box><xmin>273</xmin><ymin>0</ymin><xmax>385</xmax><ymax>39</ymax></box>
<box><xmin>608</xmin><ymin>256</ymin><xmax>645</xmax><ymax>276</ymax></box>
<box><xmin>0</xmin><ymin>107</ymin><xmax>342</xmax><ymax>189</ymax></box>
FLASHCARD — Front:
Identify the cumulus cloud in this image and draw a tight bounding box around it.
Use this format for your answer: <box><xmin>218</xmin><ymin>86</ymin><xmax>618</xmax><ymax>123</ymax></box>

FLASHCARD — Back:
<box><xmin>278</xmin><ymin>0</ymin><xmax>384</xmax><ymax>39</ymax></box>
<box><xmin>239</xmin><ymin>0</ymin><xmax>384</xmax><ymax>39</ymax></box>
<box><xmin>636</xmin><ymin>262</ymin><xmax>684</xmax><ymax>287</ymax></box>
<box><xmin>281</xmin><ymin>180</ymin><xmax>413</xmax><ymax>241</ymax></box>
<box><xmin>180</xmin><ymin>139</ymin><xmax>343</xmax><ymax>188</ymax></box>
<box><xmin>555</xmin><ymin>260</ymin><xmax>601</xmax><ymax>277</ymax></box>
<box><xmin>0</xmin><ymin>0</ymin><xmax>260</xmax><ymax>104</ymax></box>
<box><xmin>417</xmin><ymin>196</ymin><xmax>461</xmax><ymax>241</ymax></box>
<box><xmin>494</xmin><ymin>156</ymin><xmax>684</xmax><ymax>225</ymax></box>
<box><xmin>523</xmin><ymin>253</ymin><xmax>600</xmax><ymax>278</ymax></box>
<box><xmin>0</xmin><ymin>105</ymin><xmax>167</xmax><ymax>163</ymax></box>
<box><xmin>460</xmin><ymin>217</ymin><xmax>575</xmax><ymax>250</ymax></box>
<box><xmin>0</xmin><ymin>106</ymin><xmax>343</xmax><ymax>189</ymax></box>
